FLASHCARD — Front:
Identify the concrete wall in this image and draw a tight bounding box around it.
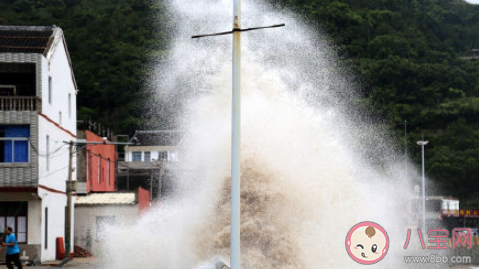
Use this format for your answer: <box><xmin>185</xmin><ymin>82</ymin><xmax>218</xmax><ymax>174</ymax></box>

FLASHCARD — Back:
<box><xmin>74</xmin><ymin>205</ymin><xmax>139</xmax><ymax>255</ymax></box>
<box><xmin>85</xmin><ymin>131</ymin><xmax>116</xmax><ymax>193</ymax></box>
<box><xmin>40</xmin><ymin>40</ymin><xmax>77</xmax><ymax>134</ymax></box>
<box><xmin>138</xmin><ymin>187</ymin><xmax>151</xmax><ymax>215</ymax></box>
<box><xmin>36</xmin><ymin>37</ymin><xmax>76</xmax><ymax>262</ymax></box>
<box><xmin>28</xmin><ymin>199</ymin><xmax>42</xmax><ymax>245</ymax></box>
<box><xmin>38</xmin><ymin>38</ymin><xmax>77</xmax><ymax>190</ymax></box>
<box><xmin>38</xmin><ymin>189</ymin><xmax>68</xmax><ymax>261</ymax></box>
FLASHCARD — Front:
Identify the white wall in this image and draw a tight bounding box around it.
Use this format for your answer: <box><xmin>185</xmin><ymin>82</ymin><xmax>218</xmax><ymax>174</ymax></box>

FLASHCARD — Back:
<box><xmin>28</xmin><ymin>200</ymin><xmax>42</xmax><ymax>245</ymax></box>
<box><xmin>37</xmin><ymin>116</ymin><xmax>76</xmax><ymax>190</ymax></box>
<box><xmin>74</xmin><ymin>205</ymin><xmax>139</xmax><ymax>255</ymax></box>
<box><xmin>36</xmin><ymin>34</ymin><xmax>77</xmax><ymax>262</ymax></box>
<box><xmin>38</xmin><ymin>36</ymin><xmax>77</xmax><ymax>191</ymax></box>
<box><xmin>38</xmin><ymin>189</ymin><xmax>68</xmax><ymax>261</ymax></box>
<box><xmin>41</xmin><ymin>40</ymin><xmax>77</xmax><ymax>134</ymax></box>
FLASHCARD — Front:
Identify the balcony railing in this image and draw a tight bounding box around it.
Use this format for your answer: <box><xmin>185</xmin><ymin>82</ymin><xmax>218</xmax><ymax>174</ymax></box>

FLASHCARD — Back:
<box><xmin>0</xmin><ymin>96</ymin><xmax>40</xmax><ymax>111</ymax></box>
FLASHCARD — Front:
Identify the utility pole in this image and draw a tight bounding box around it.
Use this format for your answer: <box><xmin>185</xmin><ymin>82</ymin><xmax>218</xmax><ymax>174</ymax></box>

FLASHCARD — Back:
<box><xmin>65</xmin><ymin>141</ymin><xmax>75</xmax><ymax>261</ymax></box>
<box><xmin>62</xmin><ymin>139</ymin><xmax>136</xmax><ymax>264</ymax></box>
<box><xmin>192</xmin><ymin>6</ymin><xmax>284</xmax><ymax>269</ymax></box>
<box><xmin>417</xmin><ymin>139</ymin><xmax>428</xmax><ymax>233</ymax></box>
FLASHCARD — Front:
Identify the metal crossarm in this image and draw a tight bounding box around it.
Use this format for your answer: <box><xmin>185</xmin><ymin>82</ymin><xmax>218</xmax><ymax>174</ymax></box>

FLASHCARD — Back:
<box><xmin>191</xmin><ymin>23</ymin><xmax>285</xmax><ymax>39</ymax></box>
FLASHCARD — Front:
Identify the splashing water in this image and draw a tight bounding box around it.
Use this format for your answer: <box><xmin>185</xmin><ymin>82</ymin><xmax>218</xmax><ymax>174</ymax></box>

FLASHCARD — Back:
<box><xmin>101</xmin><ymin>0</ymin><xmax>431</xmax><ymax>268</ymax></box>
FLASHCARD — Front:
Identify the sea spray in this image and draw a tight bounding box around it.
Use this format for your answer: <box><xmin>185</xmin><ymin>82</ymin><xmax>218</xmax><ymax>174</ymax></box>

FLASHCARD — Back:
<box><xmin>100</xmin><ymin>0</ymin><xmax>426</xmax><ymax>268</ymax></box>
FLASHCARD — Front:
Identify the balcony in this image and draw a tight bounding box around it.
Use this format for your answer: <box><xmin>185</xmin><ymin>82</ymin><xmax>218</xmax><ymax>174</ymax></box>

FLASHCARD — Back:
<box><xmin>0</xmin><ymin>96</ymin><xmax>40</xmax><ymax>112</ymax></box>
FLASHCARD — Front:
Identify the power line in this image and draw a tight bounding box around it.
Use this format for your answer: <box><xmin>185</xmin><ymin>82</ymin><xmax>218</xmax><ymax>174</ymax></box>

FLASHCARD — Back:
<box><xmin>27</xmin><ymin>138</ymin><xmax>68</xmax><ymax>158</ymax></box>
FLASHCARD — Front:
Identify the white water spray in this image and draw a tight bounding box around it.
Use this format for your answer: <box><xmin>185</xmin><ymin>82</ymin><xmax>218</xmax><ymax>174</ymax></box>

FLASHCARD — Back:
<box><xmin>100</xmin><ymin>0</ymin><xmax>430</xmax><ymax>268</ymax></box>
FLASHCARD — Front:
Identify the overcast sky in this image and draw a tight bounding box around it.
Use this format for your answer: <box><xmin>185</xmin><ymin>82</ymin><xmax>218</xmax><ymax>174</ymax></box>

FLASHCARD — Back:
<box><xmin>464</xmin><ymin>0</ymin><xmax>479</xmax><ymax>4</ymax></box>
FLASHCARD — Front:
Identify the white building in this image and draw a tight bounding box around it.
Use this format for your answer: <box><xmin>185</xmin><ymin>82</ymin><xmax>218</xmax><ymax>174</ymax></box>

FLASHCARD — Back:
<box><xmin>0</xmin><ymin>25</ymin><xmax>77</xmax><ymax>263</ymax></box>
<box><xmin>118</xmin><ymin>130</ymin><xmax>183</xmax><ymax>200</ymax></box>
<box><xmin>124</xmin><ymin>130</ymin><xmax>183</xmax><ymax>163</ymax></box>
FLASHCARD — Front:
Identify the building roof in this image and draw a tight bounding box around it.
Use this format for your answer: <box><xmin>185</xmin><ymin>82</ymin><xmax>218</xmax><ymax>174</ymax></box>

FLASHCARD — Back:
<box><xmin>0</xmin><ymin>25</ymin><xmax>58</xmax><ymax>55</ymax></box>
<box><xmin>75</xmin><ymin>193</ymin><xmax>137</xmax><ymax>206</ymax></box>
<box><xmin>0</xmin><ymin>25</ymin><xmax>78</xmax><ymax>90</ymax></box>
<box><xmin>427</xmin><ymin>196</ymin><xmax>459</xmax><ymax>201</ymax></box>
<box><xmin>131</xmin><ymin>130</ymin><xmax>184</xmax><ymax>147</ymax></box>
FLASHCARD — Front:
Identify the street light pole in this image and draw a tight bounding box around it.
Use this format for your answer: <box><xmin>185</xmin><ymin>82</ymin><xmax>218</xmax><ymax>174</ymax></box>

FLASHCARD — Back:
<box><xmin>191</xmin><ymin>7</ymin><xmax>284</xmax><ymax>268</ymax></box>
<box><xmin>231</xmin><ymin>0</ymin><xmax>241</xmax><ymax>268</ymax></box>
<box><xmin>417</xmin><ymin>140</ymin><xmax>428</xmax><ymax>232</ymax></box>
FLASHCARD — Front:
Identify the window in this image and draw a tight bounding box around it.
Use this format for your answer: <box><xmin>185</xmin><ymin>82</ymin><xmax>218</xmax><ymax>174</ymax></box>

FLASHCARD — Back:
<box><xmin>144</xmin><ymin>151</ymin><xmax>151</xmax><ymax>162</ymax></box>
<box><xmin>46</xmin><ymin>135</ymin><xmax>50</xmax><ymax>170</ymax></box>
<box><xmin>0</xmin><ymin>202</ymin><xmax>28</xmax><ymax>244</ymax></box>
<box><xmin>48</xmin><ymin>77</ymin><xmax>52</xmax><ymax>104</ymax></box>
<box><xmin>59</xmin><ymin>112</ymin><xmax>62</xmax><ymax>126</ymax></box>
<box><xmin>44</xmin><ymin>207</ymin><xmax>48</xmax><ymax>249</ymax></box>
<box><xmin>98</xmin><ymin>155</ymin><xmax>101</xmax><ymax>184</ymax></box>
<box><xmin>107</xmin><ymin>159</ymin><xmax>111</xmax><ymax>186</ymax></box>
<box><xmin>132</xmin><ymin>151</ymin><xmax>141</xmax><ymax>162</ymax></box>
<box><xmin>68</xmin><ymin>93</ymin><xmax>71</xmax><ymax>118</ymax></box>
<box><xmin>158</xmin><ymin>151</ymin><xmax>167</xmax><ymax>161</ymax></box>
<box><xmin>0</xmin><ymin>125</ymin><xmax>30</xmax><ymax>163</ymax></box>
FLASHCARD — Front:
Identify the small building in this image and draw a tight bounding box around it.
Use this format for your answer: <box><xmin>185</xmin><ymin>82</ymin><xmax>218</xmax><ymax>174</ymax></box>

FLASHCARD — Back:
<box><xmin>426</xmin><ymin>196</ymin><xmax>460</xmax><ymax>219</ymax></box>
<box><xmin>0</xmin><ymin>25</ymin><xmax>77</xmax><ymax>263</ymax></box>
<box><xmin>460</xmin><ymin>49</ymin><xmax>479</xmax><ymax>61</ymax></box>
<box><xmin>74</xmin><ymin>188</ymin><xmax>150</xmax><ymax>254</ymax></box>
<box><xmin>118</xmin><ymin>130</ymin><xmax>183</xmax><ymax>200</ymax></box>
<box><xmin>76</xmin><ymin>129</ymin><xmax>116</xmax><ymax>194</ymax></box>
<box><xmin>124</xmin><ymin>130</ymin><xmax>183</xmax><ymax>163</ymax></box>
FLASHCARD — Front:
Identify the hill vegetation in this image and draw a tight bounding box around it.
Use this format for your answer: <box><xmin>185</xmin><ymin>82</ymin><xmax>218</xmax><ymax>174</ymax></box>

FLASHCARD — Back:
<box><xmin>276</xmin><ymin>0</ymin><xmax>479</xmax><ymax>206</ymax></box>
<box><xmin>2</xmin><ymin>0</ymin><xmax>479</xmax><ymax>205</ymax></box>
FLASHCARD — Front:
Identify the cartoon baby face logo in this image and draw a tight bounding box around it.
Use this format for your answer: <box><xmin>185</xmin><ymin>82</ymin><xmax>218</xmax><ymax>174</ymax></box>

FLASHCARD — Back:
<box><xmin>346</xmin><ymin>221</ymin><xmax>389</xmax><ymax>265</ymax></box>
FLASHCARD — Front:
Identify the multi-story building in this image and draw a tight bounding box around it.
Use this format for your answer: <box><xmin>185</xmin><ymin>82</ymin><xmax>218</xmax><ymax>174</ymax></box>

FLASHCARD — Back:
<box><xmin>0</xmin><ymin>25</ymin><xmax>77</xmax><ymax>263</ymax></box>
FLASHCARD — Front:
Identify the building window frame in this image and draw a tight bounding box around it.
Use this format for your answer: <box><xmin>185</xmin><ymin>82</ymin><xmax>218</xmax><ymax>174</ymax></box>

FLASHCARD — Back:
<box><xmin>44</xmin><ymin>207</ymin><xmax>48</xmax><ymax>249</ymax></box>
<box><xmin>0</xmin><ymin>125</ymin><xmax>30</xmax><ymax>164</ymax></box>
<box><xmin>132</xmin><ymin>151</ymin><xmax>141</xmax><ymax>162</ymax></box>
<box><xmin>0</xmin><ymin>202</ymin><xmax>28</xmax><ymax>244</ymax></box>
<box><xmin>48</xmin><ymin>76</ymin><xmax>52</xmax><ymax>104</ymax></box>
<box><xmin>68</xmin><ymin>93</ymin><xmax>71</xmax><ymax>119</ymax></box>
<box><xmin>158</xmin><ymin>151</ymin><xmax>167</xmax><ymax>161</ymax></box>
<box><xmin>144</xmin><ymin>151</ymin><xmax>151</xmax><ymax>162</ymax></box>
<box><xmin>46</xmin><ymin>135</ymin><xmax>50</xmax><ymax>170</ymax></box>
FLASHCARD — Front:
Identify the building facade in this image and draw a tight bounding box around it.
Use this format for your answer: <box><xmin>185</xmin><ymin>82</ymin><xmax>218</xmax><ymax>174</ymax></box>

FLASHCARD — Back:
<box><xmin>119</xmin><ymin>130</ymin><xmax>183</xmax><ymax>200</ymax></box>
<box><xmin>74</xmin><ymin>188</ymin><xmax>150</xmax><ymax>255</ymax></box>
<box><xmin>76</xmin><ymin>130</ymin><xmax>116</xmax><ymax>194</ymax></box>
<box><xmin>0</xmin><ymin>25</ymin><xmax>77</xmax><ymax>262</ymax></box>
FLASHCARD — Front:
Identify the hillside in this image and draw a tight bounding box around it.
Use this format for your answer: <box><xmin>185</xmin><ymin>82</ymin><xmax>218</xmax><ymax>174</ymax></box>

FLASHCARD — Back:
<box><xmin>1</xmin><ymin>0</ymin><xmax>479</xmax><ymax>204</ymax></box>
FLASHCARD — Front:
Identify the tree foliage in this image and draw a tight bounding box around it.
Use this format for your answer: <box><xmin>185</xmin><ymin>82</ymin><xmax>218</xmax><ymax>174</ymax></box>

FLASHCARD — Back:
<box><xmin>0</xmin><ymin>0</ymin><xmax>168</xmax><ymax>133</ymax></box>
<box><xmin>2</xmin><ymin>0</ymin><xmax>479</xmax><ymax>205</ymax></box>
<box><xmin>277</xmin><ymin>0</ymin><xmax>479</xmax><ymax>205</ymax></box>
